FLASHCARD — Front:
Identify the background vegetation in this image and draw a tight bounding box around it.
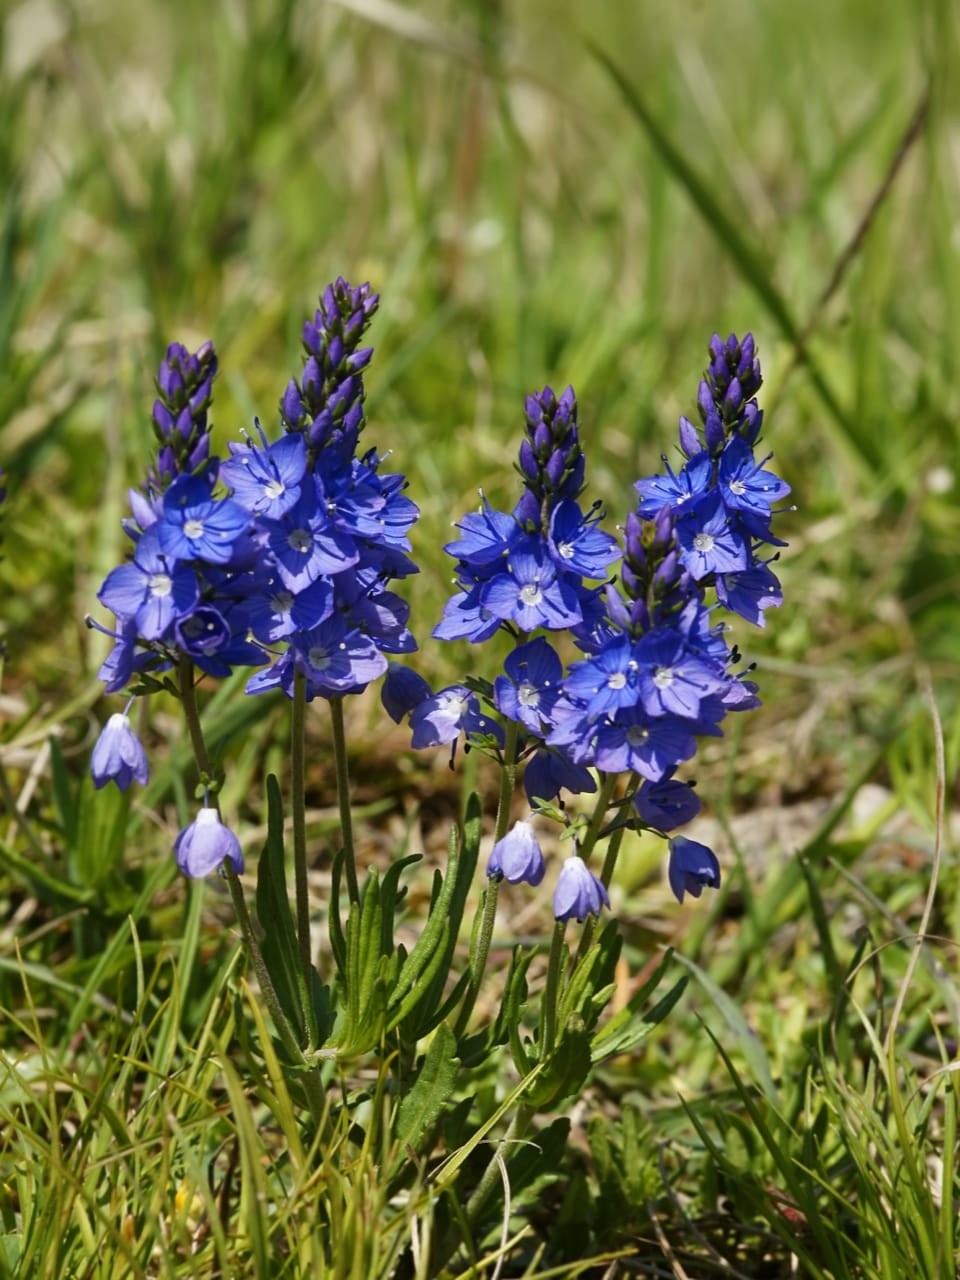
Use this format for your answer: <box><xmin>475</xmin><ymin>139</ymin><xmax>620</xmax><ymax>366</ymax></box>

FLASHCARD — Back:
<box><xmin>1</xmin><ymin>0</ymin><xmax>958</xmax><ymax>1275</ymax></box>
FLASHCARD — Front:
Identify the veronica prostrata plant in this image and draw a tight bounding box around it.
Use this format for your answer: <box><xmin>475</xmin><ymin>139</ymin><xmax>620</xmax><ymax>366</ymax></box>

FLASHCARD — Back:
<box><xmin>89</xmin><ymin>294</ymin><xmax>789</xmax><ymax>1263</ymax></box>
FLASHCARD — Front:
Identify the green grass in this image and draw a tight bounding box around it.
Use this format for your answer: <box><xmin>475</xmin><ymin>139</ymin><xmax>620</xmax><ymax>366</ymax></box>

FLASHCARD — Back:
<box><xmin>1</xmin><ymin>0</ymin><xmax>959</xmax><ymax>1274</ymax></box>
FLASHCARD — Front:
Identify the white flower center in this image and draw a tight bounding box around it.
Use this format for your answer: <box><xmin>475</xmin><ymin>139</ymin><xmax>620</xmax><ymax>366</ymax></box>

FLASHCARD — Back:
<box><xmin>519</xmin><ymin>583</ymin><xmax>543</xmax><ymax>606</ymax></box>
<box><xmin>264</xmin><ymin>478</ymin><xmax>285</xmax><ymax>499</ymax></box>
<box><xmin>184</xmin><ymin>518</ymin><xmax>205</xmax><ymax>539</ymax></box>
<box><xmin>557</xmin><ymin>541</ymin><xmax>575</xmax><ymax>560</ymax></box>
<box><xmin>608</xmin><ymin>672</ymin><xmax>627</xmax><ymax>690</ymax></box>
<box><xmin>693</xmin><ymin>532</ymin><xmax>715</xmax><ymax>553</ymax></box>
<box><xmin>518</xmin><ymin>683</ymin><xmax>539</xmax><ymax>708</ymax></box>
<box><xmin>729</xmin><ymin>479</ymin><xmax>746</xmax><ymax>495</ymax></box>
<box><xmin>653</xmin><ymin>667</ymin><xmax>674</xmax><ymax>689</ymax></box>
<box><xmin>148</xmin><ymin>572</ymin><xmax>172</xmax><ymax>598</ymax></box>
<box><xmin>307</xmin><ymin>645</ymin><xmax>331</xmax><ymax>670</ymax></box>
<box><xmin>441</xmin><ymin>693</ymin><xmax>469</xmax><ymax>718</ymax></box>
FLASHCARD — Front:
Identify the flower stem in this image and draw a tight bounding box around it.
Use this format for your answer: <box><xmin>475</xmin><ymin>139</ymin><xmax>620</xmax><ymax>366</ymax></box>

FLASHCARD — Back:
<box><xmin>329</xmin><ymin>695</ymin><xmax>360</xmax><ymax>907</ymax></box>
<box><xmin>176</xmin><ymin>658</ymin><xmax>321</xmax><ymax>1111</ymax></box>
<box><xmin>493</xmin><ymin>718</ymin><xmax>521</xmax><ymax>845</ymax></box>
<box><xmin>453</xmin><ymin>876</ymin><xmax>500</xmax><ymax>1038</ymax></box>
<box><xmin>576</xmin><ymin>770</ymin><xmax>619</xmax><ymax>867</ymax></box>
<box><xmin>452</xmin><ymin>718</ymin><xmax>520</xmax><ymax>1036</ymax></box>
<box><xmin>291</xmin><ymin>670</ymin><xmax>313</xmax><ymax>984</ymax></box>
<box><xmin>574</xmin><ymin>773</ymin><xmax>639</xmax><ymax>966</ymax></box>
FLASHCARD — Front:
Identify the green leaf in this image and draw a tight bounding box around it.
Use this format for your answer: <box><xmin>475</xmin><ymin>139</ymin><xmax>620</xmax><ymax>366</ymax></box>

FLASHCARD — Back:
<box><xmin>0</xmin><ymin>839</ymin><xmax>90</xmax><ymax>906</ymax></box>
<box><xmin>48</xmin><ymin>734</ymin><xmax>77</xmax><ymax>845</ymax></box>
<box><xmin>388</xmin><ymin>819</ymin><xmax>462</xmax><ymax>1017</ymax></box>
<box><xmin>673</xmin><ymin>951</ymin><xmax>778</xmax><ymax>1102</ymax></box>
<box><xmin>328</xmin><ymin>848</ymin><xmax>347</xmax><ymax>975</ymax></box>
<box><xmin>71</xmin><ymin>774</ymin><xmax>129</xmax><ymax>891</ymax></box>
<box><xmin>378</xmin><ymin>852</ymin><xmax>421</xmax><ymax>957</ymax></box>
<box><xmin>524</xmin><ymin>1028</ymin><xmax>593</xmax><ymax>1110</ymax></box>
<box><xmin>395</xmin><ymin>1023</ymin><xmax>459</xmax><ymax>1150</ymax></box>
<box><xmin>398</xmin><ymin>792</ymin><xmax>482</xmax><ymax>1037</ymax></box>
<box><xmin>591</xmin><ymin>975</ymin><xmax>688</xmax><ymax>1065</ymax></box>
<box><xmin>255</xmin><ymin>775</ymin><xmax>309</xmax><ymax>1045</ymax></box>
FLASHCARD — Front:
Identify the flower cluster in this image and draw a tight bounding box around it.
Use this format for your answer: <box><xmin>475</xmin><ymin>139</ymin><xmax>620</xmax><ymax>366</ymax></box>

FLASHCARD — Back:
<box><xmin>94</xmin><ymin>342</ymin><xmax>261</xmax><ymax>696</ymax></box>
<box><xmin>385</xmin><ymin>386</ymin><xmax>617</xmax><ymax>781</ymax></box>
<box><xmin>229</xmin><ymin>280</ymin><xmax>419</xmax><ymax>702</ymax></box>
<box><xmin>90</xmin><ymin>280</ymin><xmax>420</xmax><ymax>874</ymax></box>
<box><xmin>388</xmin><ymin>333</ymin><xmax>787</xmax><ymax>916</ymax></box>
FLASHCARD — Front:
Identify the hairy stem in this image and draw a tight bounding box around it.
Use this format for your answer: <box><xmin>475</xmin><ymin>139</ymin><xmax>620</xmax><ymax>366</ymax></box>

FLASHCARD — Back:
<box><xmin>453</xmin><ymin>719</ymin><xmax>521</xmax><ymax>1035</ymax></box>
<box><xmin>291</xmin><ymin>670</ymin><xmax>313</xmax><ymax>983</ymax></box>
<box><xmin>177</xmin><ymin>658</ymin><xmax>323</xmax><ymax>1115</ymax></box>
<box><xmin>329</xmin><ymin>696</ymin><xmax>360</xmax><ymax>907</ymax></box>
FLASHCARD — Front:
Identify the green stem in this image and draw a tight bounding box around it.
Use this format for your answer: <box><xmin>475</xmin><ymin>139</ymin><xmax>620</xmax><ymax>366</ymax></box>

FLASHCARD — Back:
<box><xmin>452</xmin><ymin>877</ymin><xmax>500</xmax><ymax>1037</ymax></box>
<box><xmin>436</xmin><ymin>1094</ymin><xmax>535</xmax><ymax>1271</ymax></box>
<box><xmin>540</xmin><ymin>920</ymin><xmax>568</xmax><ymax>1058</ymax></box>
<box><xmin>222</xmin><ymin>863</ymin><xmax>308</xmax><ymax>1070</ymax></box>
<box><xmin>291</xmin><ymin>671</ymin><xmax>313</xmax><ymax>985</ymax></box>
<box><xmin>329</xmin><ymin>696</ymin><xmax>360</xmax><ymax>907</ymax></box>
<box><xmin>574</xmin><ymin>773</ymin><xmax>639</xmax><ymax>966</ymax></box>
<box><xmin>493</xmin><ymin>718</ymin><xmax>521</xmax><ymax>844</ymax></box>
<box><xmin>598</xmin><ymin>773</ymin><xmax>640</xmax><ymax>888</ymax></box>
<box><xmin>176</xmin><ymin>659</ymin><xmax>324</xmax><ymax>1118</ymax></box>
<box><xmin>464</xmin><ymin>1103</ymin><xmax>531</xmax><ymax>1227</ymax></box>
<box><xmin>576</xmin><ymin>770</ymin><xmax>619</xmax><ymax>866</ymax></box>
<box><xmin>452</xmin><ymin>719</ymin><xmax>521</xmax><ymax>1035</ymax></box>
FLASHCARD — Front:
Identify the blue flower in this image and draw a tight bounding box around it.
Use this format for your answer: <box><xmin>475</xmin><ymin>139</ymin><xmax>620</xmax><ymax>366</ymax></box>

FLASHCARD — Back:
<box><xmin>493</xmin><ymin>637</ymin><xmax>563</xmax><ymax>733</ymax></box>
<box><xmin>634</xmin><ymin>630</ymin><xmax>727</xmax><ymax>719</ymax></box>
<box><xmin>553</xmin><ymin>855</ymin><xmax>610</xmax><ymax>922</ymax></box>
<box><xmin>523</xmin><ymin>747</ymin><xmax>597</xmax><ymax>804</ymax></box>
<box><xmin>635</xmin><ymin>451</ymin><xmax>711</xmax><ymax>517</ymax></box>
<box><xmin>98</xmin><ymin>526</ymin><xmax>198</xmax><ymax>640</ymax></box>
<box><xmin>381</xmin><ymin>662</ymin><xmax>432</xmax><ymax>723</ymax></box>
<box><xmin>487</xmin><ymin>820</ymin><xmax>546</xmax><ymax>886</ymax></box>
<box><xmin>592</xmin><ymin>708</ymin><xmax>696</xmax><ymax>780</ymax></box>
<box><xmin>717</xmin><ymin>436</ymin><xmax>790</xmax><ymax>516</ymax></box>
<box><xmin>261</xmin><ymin>488</ymin><xmax>358</xmax><ymax>591</ymax></box>
<box><xmin>156</xmin><ymin>475</ymin><xmax>250</xmax><ymax>565</ymax></box>
<box><xmin>676</xmin><ymin>492</ymin><xmax>749</xmax><ymax>579</ymax></box>
<box><xmin>433</xmin><ymin>589</ymin><xmax>503</xmax><ymax>643</ymax></box>
<box><xmin>563</xmin><ymin>634</ymin><xmax>640</xmax><ymax>718</ymax></box>
<box><xmin>715</xmin><ymin>562</ymin><xmax>783</xmax><ymax>626</ymax></box>
<box><xmin>667</xmin><ymin>836</ymin><xmax>720</xmax><ymax>902</ymax></box>
<box><xmin>90</xmin><ymin>712</ymin><xmax>149</xmax><ymax>791</ymax></box>
<box><xmin>220</xmin><ymin>428</ymin><xmax>307</xmax><ymax>517</ymax></box>
<box><xmin>480</xmin><ymin>544</ymin><xmax>583</xmax><ymax>632</ymax></box>
<box><xmin>443</xmin><ymin>499</ymin><xmax>519</xmax><ymax>567</ymax></box>
<box><xmin>175</xmin><ymin>807</ymin><xmax>244</xmax><ymax>878</ymax></box>
<box><xmin>633</xmin><ymin>777</ymin><xmax>701</xmax><ymax>830</ymax></box>
<box><xmin>409</xmin><ymin>685</ymin><xmax>503</xmax><ymax>749</ymax></box>
<box><xmin>243</xmin><ymin>574</ymin><xmax>333</xmax><ymax>643</ymax></box>
<box><xmin>246</xmin><ymin>615</ymin><xmax>387</xmax><ymax>699</ymax></box>
<box><xmin>546</xmin><ymin>500</ymin><xmax>619</xmax><ymax>578</ymax></box>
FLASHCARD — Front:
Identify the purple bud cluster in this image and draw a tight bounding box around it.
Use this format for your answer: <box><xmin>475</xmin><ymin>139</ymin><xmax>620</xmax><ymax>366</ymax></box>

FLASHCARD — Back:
<box><xmin>387</xmin><ymin>333</ymin><xmax>788</xmax><ymax>917</ymax></box>
<box><xmin>149</xmin><ymin>341</ymin><xmax>218</xmax><ymax>490</ymax></box>
<box><xmin>279</xmin><ymin>279</ymin><xmax>379</xmax><ymax>465</ymax></box>
<box><xmin>434</xmin><ymin>385</ymin><xmax>618</xmax><ymax>644</ymax></box>
<box><xmin>90</xmin><ymin>280</ymin><xmax>419</xmax><ymax>875</ymax></box>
